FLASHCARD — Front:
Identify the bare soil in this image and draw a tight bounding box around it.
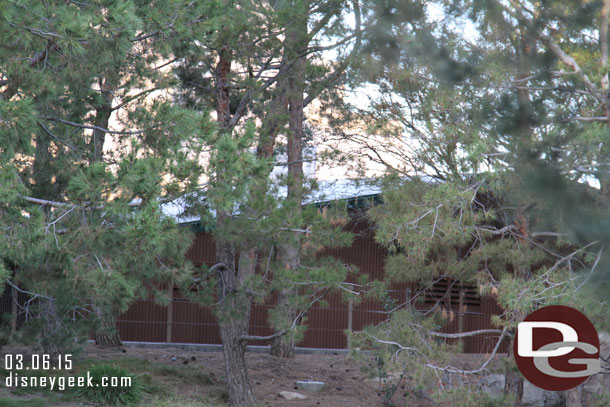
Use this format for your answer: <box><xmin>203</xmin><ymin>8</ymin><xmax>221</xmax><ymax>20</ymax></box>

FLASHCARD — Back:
<box><xmin>93</xmin><ymin>345</ymin><xmax>390</xmax><ymax>407</ymax></box>
<box><xmin>1</xmin><ymin>344</ymin><xmax>498</xmax><ymax>406</ymax></box>
<box><xmin>85</xmin><ymin>344</ymin><xmax>493</xmax><ymax>406</ymax></box>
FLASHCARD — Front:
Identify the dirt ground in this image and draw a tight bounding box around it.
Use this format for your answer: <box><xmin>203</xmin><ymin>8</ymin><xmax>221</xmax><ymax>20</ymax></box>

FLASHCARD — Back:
<box><xmin>1</xmin><ymin>343</ymin><xmax>495</xmax><ymax>406</ymax></box>
<box><xmin>86</xmin><ymin>345</ymin><xmax>491</xmax><ymax>406</ymax></box>
<box><xmin>92</xmin><ymin>345</ymin><xmax>396</xmax><ymax>407</ymax></box>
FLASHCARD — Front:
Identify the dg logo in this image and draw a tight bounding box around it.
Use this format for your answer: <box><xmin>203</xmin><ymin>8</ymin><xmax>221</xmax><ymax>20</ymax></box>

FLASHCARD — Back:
<box><xmin>514</xmin><ymin>305</ymin><xmax>600</xmax><ymax>391</ymax></box>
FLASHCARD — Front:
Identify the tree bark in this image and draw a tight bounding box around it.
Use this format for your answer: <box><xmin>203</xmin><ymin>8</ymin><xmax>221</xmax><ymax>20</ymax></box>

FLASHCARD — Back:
<box><xmin>10</xmin><ymin>278</ymin><xmax>18</xmax><ymax>336</ymax></box>
<box><xmin>212</xmin><ymin>42</ymin><xmax>258</xmax><ymax>406</ymax></box>
<box><xmin>504</xmin><ymin>335</ymin><xmax>524</xmax><ymax>407</ymax></box>
<box><xmin>220</xmin><ymin>321</ymin><xmax>255</xmax><ymax>407</ymax></box>
<box><xmin>216</xmin><ymin>239</ymin><xmax>257</xmax><ymax>407</ymax></box>
<box><xmin>92</xmin><ymin>302</ymin><xmax>122</xmax><ymax>347</ymax></box>
<box><xmin>269</xmin><ymin>14</ymin><xmax>307</xmax><ymax>357</ymax></box>
<box><xmin>39</xmin><ymin>298</ymin><xmax>63</xmax><ymax>357</ymax></box>
<box><xmin>89</xmin><ymin>76</ymin><xmax>122</xmax><ymax>347</ymax></box>
<box><xmin>271</xmin><ymin>270</ymin><xmax>298</xmax><ymax>358</ymax></box>
<box><xmin>216</xmin><ymin>46</ymin><xmax>233</xmax><ymax>131</ymax></box>
<box><xmin>256</xmin><ymin>56</ymin><xmax>288</xmax><ymax>160</ymax></box>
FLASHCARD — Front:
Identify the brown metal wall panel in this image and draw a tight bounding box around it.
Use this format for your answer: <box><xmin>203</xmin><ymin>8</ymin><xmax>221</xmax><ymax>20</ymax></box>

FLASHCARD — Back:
<box><xmin>117</xmin><ymin>298</ymin><xmax>166</xmax><ymax>342</ymax></box>
<box><xmin>185</xmin><ymin>232</ymin><xmax>216</xmax><ymax>266</ymax></box>
<box><xmin>171</xmin><ymin>292</ymin><xmax>221</xmax><ymax>344</ymax></box>
<box><xmin>119</xmin><ymin>226</ymin><xmax>509</xmax><ymax>353</ymax></box>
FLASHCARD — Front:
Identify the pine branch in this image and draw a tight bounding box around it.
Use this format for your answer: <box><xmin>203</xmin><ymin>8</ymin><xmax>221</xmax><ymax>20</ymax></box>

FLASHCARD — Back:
<box><xmin>560</xmin><ymin>116</ymin><xmax>608</xmax><ymax>122</ymax></box>
<box><xmin>540</xmin><ymin>36</ymin><xmax>601</xmax><ymax>102</ymax></box>
<box><xmin>6</xmin><ymin>280</ymin><xmax>54</xmax><ymax>301</ymax></box>
<box><xmin>44</xmin><ymin>117</ymin><xmax>147</xmax><ymax>135</ymax></box>
<box><xmin>37</xmin><ymin>121</ymin><xmax>80</xmax><ymax>153</ymax></box>
<box><xmin>302</xmin><ymin>0</ymin><xmax>362</xmax><ymax>107</ymax></box>
<box><xmin>476</xmin><ymin>225</ymin><xmax>518</xmax><ymax>235</ymax></box>
<box><xmin>22</xmin><ymin>196</ymin><xmax>74</xmax><ymax>208</ymax></box>
<box><xmin>502</xmin><ymin>0</ymin><xmax>601</xmax><ymax>101</ymax></box>
<box><xmin>21</xmin><ymin>196</ymin><xmax>142</xmax><ymax>208</ymax></box>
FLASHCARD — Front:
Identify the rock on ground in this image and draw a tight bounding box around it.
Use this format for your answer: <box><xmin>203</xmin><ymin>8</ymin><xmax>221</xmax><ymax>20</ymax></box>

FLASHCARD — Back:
<box><xmin>279</xmin><ymin>391</ymin><xmax>307</xmax><ymax>400</ymax></box>
<box><xmin>479</xmin><ymin>374</ymin><xmax>561</xmax><ymax>407</ymax></box>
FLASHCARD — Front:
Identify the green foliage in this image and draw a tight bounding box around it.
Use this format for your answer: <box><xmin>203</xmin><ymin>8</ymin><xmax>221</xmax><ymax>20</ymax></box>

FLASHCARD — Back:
<box><xmin>0</xmin><ymin>0</ymin><xmax>212</xmax><ymax>352</ymax></box>
<box><xmin>77</xmin><ymin>364</ymin><xmax>142</xmax><ymax>406</ymax></box>
<box><xmin>0</xmin><ymin>398</ymin><xmax>50</xmax><ymax>407</ymax></box>
<box><xmin>435</xmin><ymin>388</ymin><xmax>513</xmax><ymax>407</ymax></box>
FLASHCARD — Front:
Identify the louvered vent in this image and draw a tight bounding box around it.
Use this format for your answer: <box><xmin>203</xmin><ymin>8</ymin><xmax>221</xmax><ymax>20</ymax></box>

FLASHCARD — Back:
<box><xmin>423</xmin><ymin>278</ymin><xmax>480</xmax><ymax>310</ymax></box>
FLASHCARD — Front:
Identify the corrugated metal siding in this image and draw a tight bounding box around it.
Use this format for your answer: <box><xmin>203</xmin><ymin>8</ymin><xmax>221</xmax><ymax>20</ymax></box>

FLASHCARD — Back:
<box><xmin>117</xmin><ymin>296</ymin><xmax>167</xmax><ymax>342</ymax></box>
<box><xmin>185</xmin><ymin>231</ymin><xmax>216</xmax><ymax>266</ymax></box>
<box><xmin>172</xmin><ymin>291</ymin><xmax>220</xmax><ymax>344</ymax></box>
<box><xmin>300</xmin><ymin>292</ymin><xmax>348</xmax><ymax>348</ymax></box>
<box><xmin>118</xmin><ymin>222</ymin><xmax>508</xmax><ymax>353</ymax></box>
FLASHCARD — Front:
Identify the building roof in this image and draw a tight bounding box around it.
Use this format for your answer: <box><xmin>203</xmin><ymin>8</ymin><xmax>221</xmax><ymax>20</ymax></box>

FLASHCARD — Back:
<box><xmin>161</xmin><ymin>178</ymin><xmax>383</xmax><ymax>225</ymax></box>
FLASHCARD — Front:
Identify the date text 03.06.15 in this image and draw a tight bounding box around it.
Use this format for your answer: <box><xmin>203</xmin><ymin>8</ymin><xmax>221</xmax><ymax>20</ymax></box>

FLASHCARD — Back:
<box><xmin>4</xmin><ymin>354</ymin><xmax>72</xmax><ymax>371</ymax></box>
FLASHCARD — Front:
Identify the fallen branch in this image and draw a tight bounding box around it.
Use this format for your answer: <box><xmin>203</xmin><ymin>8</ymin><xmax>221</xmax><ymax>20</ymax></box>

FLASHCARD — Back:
<box><xmin>238</xmin><ymin>330</ymin><xmax>287</xmax><ymax>342</ymax></box>
<box><xmin>430</xmin><ymin>329</ymin><xmax>510</xmax><ymax>339</ymax></box>
<box><xmin>425</xmin><ymin>328</ymin><xmax>509</xmax><ymax>375</ymax></box>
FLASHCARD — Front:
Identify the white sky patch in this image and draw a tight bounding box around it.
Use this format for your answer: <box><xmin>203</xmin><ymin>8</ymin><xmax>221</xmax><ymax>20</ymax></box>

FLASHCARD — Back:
<box><xmin>427</xmin><ymin>2</ymin><xmax>479</xmax><ymax>41</ymax></box>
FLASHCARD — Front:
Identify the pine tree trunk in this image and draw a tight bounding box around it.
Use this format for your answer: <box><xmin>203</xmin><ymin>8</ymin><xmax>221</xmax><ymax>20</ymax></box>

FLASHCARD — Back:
<box><xmin>88</xmin><ymin>74</ymin><xmax>120</xmax><ymax>348</ymax></box>
<box><xmin>39</xmin><ymin>298</ymin><xmax>63</xmax><ymax>357</ymax></box>
<box><xmin>93</xmin><ymin>319</ymin><xmax>122</xmax><ymax>347</ymax></box>
<box><xmin>214</xmin><ymin>228</ymin><xmax>257</xmax><ymax>407</ymax></box>
<box><xmin>504</xmin><ymin>368</ymin><xmax>524</xmax><ymax>407</ymax></box>
<box><xmin>215</xmin><ymin>246</ymin><xmax>257</xmax><ymax>407</ymax></box>
<box><xmin>270</xmin><ymin>285</ymin><xmax>297</xmax><ymax>358</ymax></box>
<box><xmin>10</xmin><ymin>279</ymin><xmax>18</xmax><ymax>336</ymax></box>
<box><xmin>269</xmin><ymin>10</ymin><xmax>307</xmax><ymax>358</ymax></box>
<box><xmin>270</xmin><ymin>333</ymin><xmax>295</xmax><ymax>358</ymax></box>
<box><xmin>270</xmin><ymin>237</ymin><xmax>301</xmax><ymax>358</ymax></box>
<box><xmin>219</xmin><ymin>318</ymin><xmax>256</xmax><ymax>407</ymax></box>
<box><xmin>94</xmin><ymin>329</ymin><xmax>122</xmax><ymax>347</ymax></box>
<box><xmin>92</xmin><ymin>302</ymin><xmax>122</xmax><ymax>347</ymax></box>
<box><xmin>504</xmin><ymin>333</ymin><xmax>524</xmax><ymax>406</ymax></box>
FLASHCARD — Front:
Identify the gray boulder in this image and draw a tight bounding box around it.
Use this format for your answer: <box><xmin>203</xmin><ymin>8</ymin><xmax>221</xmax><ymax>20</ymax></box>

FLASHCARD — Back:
<box><xmin>479</xmin><ymin>374</ymin><xmax>561</xmax><ymax>407</ymax></box>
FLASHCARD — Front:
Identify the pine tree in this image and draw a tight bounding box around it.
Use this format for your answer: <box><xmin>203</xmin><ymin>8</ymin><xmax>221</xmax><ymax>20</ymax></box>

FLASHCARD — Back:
<box><xmin>344</xmin><ymin>1</ymin><xmax>610</xmax><ymax>405</ymax></box>
<box><xmin>169</xmin><ymin>1</ymin><xmax>361</xmax><ymax>403</ymax></box>
<box><xmin>0</xmin><ymin>0</ymin><xmax>207</xmax><ymax>353</ymax></box>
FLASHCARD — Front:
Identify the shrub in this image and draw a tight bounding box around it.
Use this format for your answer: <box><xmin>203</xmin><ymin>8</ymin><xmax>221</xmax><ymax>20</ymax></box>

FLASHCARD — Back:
<box><xmin>77</xmin><ymin>364</ymin><xmax>142</xmax><ymax>405</ymax></box>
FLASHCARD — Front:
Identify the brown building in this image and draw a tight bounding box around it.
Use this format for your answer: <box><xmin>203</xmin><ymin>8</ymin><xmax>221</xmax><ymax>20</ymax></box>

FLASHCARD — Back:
<box><xmin>118</xmin><ymin>187</ymin><xmax>507</xmax><ymax>353</ymax></box>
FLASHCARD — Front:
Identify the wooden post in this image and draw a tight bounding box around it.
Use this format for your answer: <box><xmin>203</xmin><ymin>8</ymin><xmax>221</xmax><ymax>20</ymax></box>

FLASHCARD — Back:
<box><xmin>458</xmin><ymin>286</ymin><xmax>465</xmax><ymax>348</ymax></box>
<box><xmin>405</xmin><ymin>287</ymin><xmax>412</xmax><ymax>309</ymax></box>
<box><xmin>347</xmin><ymin>298</ymin><xmax>353</xmax><ymax>349</ymax></box>
<box><xmin>166</xmin><ymin>284</ymin><xmax>174</xmax><ymax>343</ymax></box>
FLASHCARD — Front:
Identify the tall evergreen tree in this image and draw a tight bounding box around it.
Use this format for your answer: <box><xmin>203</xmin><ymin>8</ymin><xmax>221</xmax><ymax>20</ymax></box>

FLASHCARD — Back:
<box><xmin>344</xmin><ymin>1</ymin><xmax>610</xmax><ymax>405</ymax></box>
<box><xmin>169</xmin><ymin>1</ymin><xmax>363</xmax><ymax>403</ymax></box>
<box><xmin>0</xmin><ymin>0</ymin><xmax>206</xmax><ymax>353</ymax></box>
